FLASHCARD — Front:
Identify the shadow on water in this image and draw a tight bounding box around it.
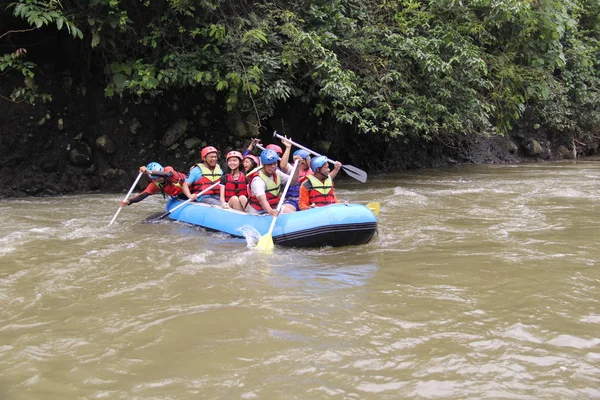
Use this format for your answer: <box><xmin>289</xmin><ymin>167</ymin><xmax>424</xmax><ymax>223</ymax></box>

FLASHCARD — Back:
<box><xmin>141</xmin><ymin>211</ymin><xmax>166</xmax><ymax>223</ymax></box>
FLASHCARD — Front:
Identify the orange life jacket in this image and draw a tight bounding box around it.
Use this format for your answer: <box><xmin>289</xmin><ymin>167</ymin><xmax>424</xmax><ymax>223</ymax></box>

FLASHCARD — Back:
<box><xmin>303</xmin><ymin>175</ymin><xmax>336</xmax><ymax>207</ymax></box>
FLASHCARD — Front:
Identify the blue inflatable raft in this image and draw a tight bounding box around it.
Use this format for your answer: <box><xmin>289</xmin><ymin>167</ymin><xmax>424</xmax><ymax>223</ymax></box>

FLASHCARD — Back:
<box><xmin>164</xmin><ymin>198</ymin><xmax>378</xmax><ymax>248</ymax></box>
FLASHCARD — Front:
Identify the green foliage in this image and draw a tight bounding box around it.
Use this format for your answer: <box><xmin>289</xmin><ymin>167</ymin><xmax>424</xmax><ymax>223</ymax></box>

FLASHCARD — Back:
<box><xmin>532</xmin><ymin>0</ymin><xmax>600</xmax><ymax>136</ymax></box>
<box><xmin>1</xmin><ymin>1</ymin><xmax>82</xmax><ymax>103</ymax></box>
<box><xmin>2</xmin><ymin>0</ymin><xmax>599</xmax><ymax>141</ymax></box>
<box><xmin>12</xmin><ymin>0</ymin><xmax>83</xmax><ymax>38</ymax></box>
<box><xmin>0</xmin><ymin>49</ymin><xmax>51</xmax><ymax>103</ymax></box>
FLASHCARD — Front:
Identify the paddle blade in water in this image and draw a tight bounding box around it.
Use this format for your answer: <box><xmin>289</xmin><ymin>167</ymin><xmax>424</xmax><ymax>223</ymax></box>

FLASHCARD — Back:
<box><xmin>366</xmin><ymin>202</ymin><xmax>380</xmax><ymax>216</ymax></box>
<box><xmin>255</xmin><ymin>233</ymin><xmax>274</xmax><ymax>254</ymax></box>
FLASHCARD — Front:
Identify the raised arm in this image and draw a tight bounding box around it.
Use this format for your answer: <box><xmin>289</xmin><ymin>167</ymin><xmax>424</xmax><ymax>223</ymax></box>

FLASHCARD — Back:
<box><xmin>279</xmin><ymin>136</ymin><xmax>293</xmax><ymax>172</ymax></box>
<box><xmin>329</xmin><ymin>161</ymin><xmax>342</xmax><ymax>180</ymax></box>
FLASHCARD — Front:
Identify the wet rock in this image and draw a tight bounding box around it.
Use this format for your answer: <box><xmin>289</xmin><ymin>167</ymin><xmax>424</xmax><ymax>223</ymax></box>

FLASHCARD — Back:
<box><xmin>101</xmin><ymin>168</ymin><xmax>125</xmax><ymax>181</ymax></box>
<box><xmin>19</xmin><ymin>180</ymin><xmax>44</xmax><ymax>195</ymax></box>
<box><xmin>68</xmin><ymin>142</ymin><xmax>93</xmax><ymax>166</ymax></box>
<box><xmin>225</xmin><ymin>110</ymin><xmax>256</xmax><ymax>138</ymax></box>
<box><xmin>40</xmin><ymin>159</ymin><xmax>59</xmax><ymax>173</ymax></box>
<box><xmin>184</xmin><ymin>137</ymin><xmax>202</xmax><ymax>150</ymax></box>
<box><xmin>42</xmin><ymin>183</ymin><xmax>60</xmax><ymax>196</ymax></box>
<box><xmin>3</xmin><ymin>154</ymin><xmax>24</xmax><ymax>167</ymax></box>
<box><xmin>315</xmin><ymin>140</ymin><xmax>332</xmax><ymax>154</ymax></box>
<box><xmin>198</xmin><ymin>117</ymin><xmax>211</xmax><ymax>128</ymax></box>
<box><xmin>522</xmin><ymin>139</ymin><xmax>542</xmax><ymax>156</ymax></box>
<box><xmin>161</xmin><ymin>119</ymin><xmax>189</xmax><ymax>147</ymax></box>
<box><xmin>556</xmin><ymin>145</ymin><xmax>573</xmax><ymax>159</ymax></box>
<box><xmin>88</xmin><ymin>176</ymin><xmax>102</xmax><ymax>190</ymax></box>
<box><xmin>129</xmin><ymin>118</ymin><xmax>141</xmax><ymax>135</ymax></box>
<box><xmin>84</xmin><ymin>164</ymin><xmax>97</xmax><ymax>176</ymax></box>
<box><xmin>95</xmin><ymin>135</ymin><xmax>117</xmax><ymax>155</ymax></box>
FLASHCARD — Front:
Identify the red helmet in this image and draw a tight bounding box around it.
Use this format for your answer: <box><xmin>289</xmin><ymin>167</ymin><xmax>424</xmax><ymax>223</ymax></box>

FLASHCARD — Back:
<box><xmin>201</xmin><ymin>146</ymin><xmax>218</xmax><ymax>160</ymax></box>
<box><xmin>244</xmin><ymin>154</ymin><xmax>259</xmax><ymax>166</ymax></box>
<box><xmin>266</xmin><ymin>144</ymin><xmax>283</xmax><ymax>156</ymax></box>
<box><xmin>226</xmin><ymin>150</ymin><xmax>243</xmax><ymax>161</ymax></box>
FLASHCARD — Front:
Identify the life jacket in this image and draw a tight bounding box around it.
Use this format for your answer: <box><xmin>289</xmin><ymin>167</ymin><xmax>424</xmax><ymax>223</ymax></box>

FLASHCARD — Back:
<box><xmin>247</xmin><ymin>170</ymin><xmax>281</xmax><ymax>211</ymax></box>
<box><xmin>246</xmin><ymin>166</ymin><xmax>260</xmax><ymax>176</ymax></box>
<box><xmin>223</xmin><ymin>172</ymin><xmax>247</xmax><ymax>201</ymax></box>
<box><xmin>189</xmin><ymin>164</ymin><xmax>222</xmax><ymax>195</ymax></box>
<box><xmin>153</xmin><ymin>166</ymin><xmax>186</xmax><ymax>197</ymax></box>
<box><xmin>286</xmin><ymin>168</ymin><xmax>312</xmax><ymax>199</ymax></box>
<box><xmin>303</xmin><ymin>175</ymin><xmax>336</xmax><ymax>207</ymax></box>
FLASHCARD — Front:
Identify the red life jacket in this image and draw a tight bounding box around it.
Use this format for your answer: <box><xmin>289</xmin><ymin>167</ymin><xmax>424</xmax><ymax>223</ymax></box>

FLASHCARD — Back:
<box><xmin>189</xmin><ymin>164</ymin><xmax>222</xmax><ymax>195</ymax></box>
<box><xmin>223</xmin><ymin>172</ymin><xmax>247</xmax><ymax>201</ymax></box>
<box><xmin>153</xmin><ymin>166</ymin><xmax>186</xmax><ymax>197</ymax></box>
<box><xmin>303</xmin><ymin>175</ymin><xmax>336</xmax><ymax>207</ymax></box>
<box><xmin>247</xmin><ymin>170</ymin><xmax>281</xmax><ymax>211</ymax></box>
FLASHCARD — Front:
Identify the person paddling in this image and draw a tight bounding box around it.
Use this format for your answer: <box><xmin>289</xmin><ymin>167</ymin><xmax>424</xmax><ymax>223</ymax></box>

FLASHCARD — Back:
<box><xmin>280</xmin><ymin>144</ymin><xmax>313</xmax><ymax>211</ymax></box>
<box><xmin>299</xmin><ymin>156</ymin><xmax>341</xmax><ymax>210</ymax></box>
<box><xmin>182</xmin><ymin>146</ymin><xmax>223</xmax><ymax>205</ymax></box>
<box><xmin>219</xmin><ymin>151</ymin><xmax>248</xmax><ymax>211</ymax></box>
<box><xmin>120</xmin><ymin>162</ymin><xmax>187</xmax><ymax>207</ymax></box>
<box><xmin>245</xmin><ymin>149</ymin><xmax>301</xmax><ymax>216</ymax></box>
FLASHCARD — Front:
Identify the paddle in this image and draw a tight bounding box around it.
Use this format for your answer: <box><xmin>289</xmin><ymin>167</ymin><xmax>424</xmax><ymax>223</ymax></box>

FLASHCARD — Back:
<box><xmin>108</xmin><ymin>171</ymin><xmax>144</xmax><ymax>226</ymax></box>
<box><xmin>255</xmin><ymin>160</ymin><xmax>300</xmax><ymax>254</ymax></box>
<box><xmin>156</xmin><ymin>181</ymin><xmax>220</xmax><ymax>220</ymax></box>
<box><xmin>255</xmin><ymin>143</ymin><xmax>266</xmax><ymax>151</ymax></box>
<box><xmin>272</xmin><ymin>132</ymin><xmax>368</xmax><ymax>183</ymax></box>
<box><xmin>366</xmin><ymin>202</ymin><xmax>380</xmax><ymax>216</ymax></box>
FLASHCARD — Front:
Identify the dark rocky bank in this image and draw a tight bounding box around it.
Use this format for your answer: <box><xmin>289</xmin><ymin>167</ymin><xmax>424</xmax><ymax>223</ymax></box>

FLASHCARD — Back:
<box><xmin>1</xmin><ymin>84</ymin><xmax>598</xmax><ymax>198</ymax></box>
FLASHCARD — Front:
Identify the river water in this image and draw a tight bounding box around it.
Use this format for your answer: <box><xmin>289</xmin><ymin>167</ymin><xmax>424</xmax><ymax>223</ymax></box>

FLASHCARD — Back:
<box><xmin>1</xmin><ymin>160</ymin><xmax>599</xmax><ymax>399</ymax></box>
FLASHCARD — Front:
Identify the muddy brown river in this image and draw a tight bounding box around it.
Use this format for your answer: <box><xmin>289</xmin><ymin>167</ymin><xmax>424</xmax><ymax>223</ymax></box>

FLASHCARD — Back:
<box><xmin>1</xmin><ymin>160</ymin><xmax>599</xmax><ymax>399</ymax></box>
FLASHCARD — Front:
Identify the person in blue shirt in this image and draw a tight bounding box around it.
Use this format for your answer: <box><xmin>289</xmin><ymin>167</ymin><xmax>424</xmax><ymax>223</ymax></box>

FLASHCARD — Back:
<box><xmin>181</xmin><ymin>146</ymin><xmax>223</xmax><ymax>205</ymax></box>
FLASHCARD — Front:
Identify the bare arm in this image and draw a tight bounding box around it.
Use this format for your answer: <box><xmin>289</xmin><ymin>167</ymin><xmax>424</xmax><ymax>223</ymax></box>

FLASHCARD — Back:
<box><xmin>182</xmin><ymin>182</ymin><xmax>197</xmax><ymax>200</ymax></box>
<box><xmin>220</xmin><ymin>184</ymin><xmax>228</xmax><ymax>207</ymax></box>
<box><xmin>279</xmin><ymin>136</ymin><xmax>292</xmax><ymax>171</ymax></box>
<box><xmin>289</xmin><ymin>156</ymin><xmax>301</xmax><ymax>185</ymax></box>
<box><xmin>257</xmin><ymin>194</ymin><xmax>277</xmax><ymax>217</ymax></box>
<box><xmin>329</xmin><ymin>161</ymin><xmax>342</xmax><ymax>180</ymax></box>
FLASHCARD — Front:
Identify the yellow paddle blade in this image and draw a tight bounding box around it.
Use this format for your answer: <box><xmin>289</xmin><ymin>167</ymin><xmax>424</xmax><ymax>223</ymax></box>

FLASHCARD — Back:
<box><xmin>366</xmin><ymin>202</ymin><xmax>380</xmax><ymax>216</ymax></box>
<box><xmin>255</xmin><ymin>233</ymin><xmax>274</xmax><ymax>254</ymax></box>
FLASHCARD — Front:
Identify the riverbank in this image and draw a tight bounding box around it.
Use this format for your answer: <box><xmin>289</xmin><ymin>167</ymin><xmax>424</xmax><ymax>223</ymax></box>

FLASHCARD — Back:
<box><xmin>1</xmin><ymin>89</ymin><xmax>598</xmax><ymax>198</ymax></box>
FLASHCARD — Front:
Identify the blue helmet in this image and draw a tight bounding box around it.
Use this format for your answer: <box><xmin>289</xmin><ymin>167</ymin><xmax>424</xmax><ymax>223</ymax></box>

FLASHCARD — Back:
<box><xmin>310</xmin><ymin>156</ymin><xmax>328</xmax><ymax>172</ymax></box>
<box><xmin>293</xmin><ymin>149</ymin><xmax>310</xmax><ymax>160</ymax></box>
<box><xmin>146</xmin><ymin>162</ymin><xmax>163</xmax><ymax>178</ymax></box>
<box><xmin>260</xmin><ymin>149</ymin><xmax>281</xmax><ymax>165</ymax></box>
